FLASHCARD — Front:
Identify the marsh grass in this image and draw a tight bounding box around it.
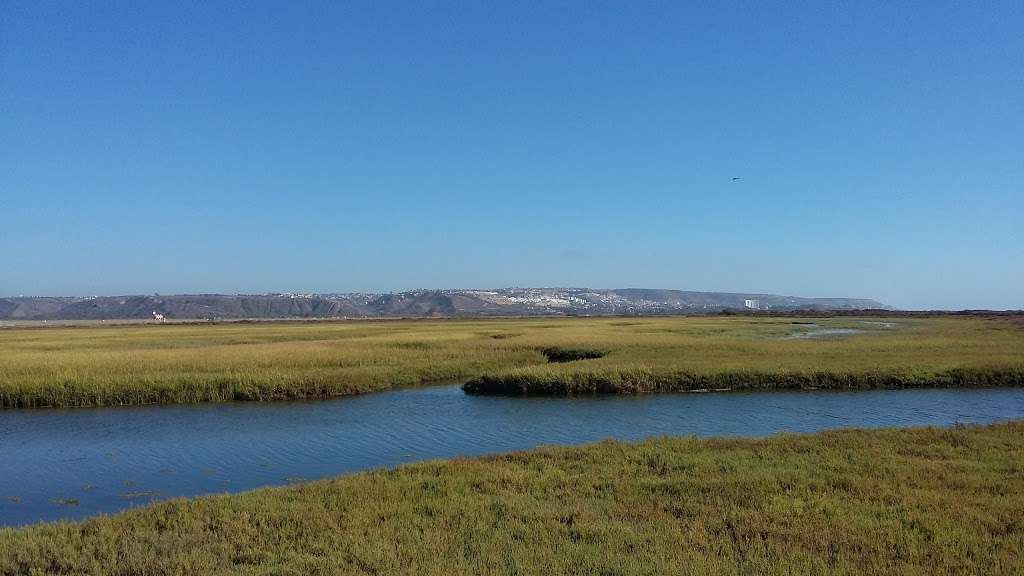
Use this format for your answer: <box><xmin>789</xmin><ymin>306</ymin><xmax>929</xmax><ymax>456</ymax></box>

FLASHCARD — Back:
<box><xmin>1</xmin><ymin>316</ymin><xmax>1022</xmax><ymax>408</ymax></box>
<box><xmin>2</xmin><ymin>422</ymin><xmax>1022</xmax><ymax>575</ymax></box>
<box><xmin>538</xmin><ymin>346</ymin><xmax>607</xmax><ymax>362</ymax></box>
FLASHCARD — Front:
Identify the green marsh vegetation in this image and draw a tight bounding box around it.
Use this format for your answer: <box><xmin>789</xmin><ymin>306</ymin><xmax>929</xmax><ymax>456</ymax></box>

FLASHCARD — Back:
<box><xmin>2</xmin><ymin>422</ymin><xmax>1022</xmax><ymax>575</ymax></box>
<box><xmin>1</xmin><ymin>316</ymin><xmax>1022</xmax><ymax>408</ymax></box>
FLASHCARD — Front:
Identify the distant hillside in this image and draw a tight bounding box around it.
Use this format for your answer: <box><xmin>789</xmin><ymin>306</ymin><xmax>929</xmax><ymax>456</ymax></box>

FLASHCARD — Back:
<box><xmin>0</xmin><ymin>288</ymin><xmax>891</xmax><ymax>321</ymax></box>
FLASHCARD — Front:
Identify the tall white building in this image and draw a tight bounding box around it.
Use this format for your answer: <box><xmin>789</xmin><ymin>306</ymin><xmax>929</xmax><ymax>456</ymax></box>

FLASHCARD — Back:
<box><xmin>743</xmin><ymin>299</ymin><xmax>760</xmax><ymax>310</ymax></box>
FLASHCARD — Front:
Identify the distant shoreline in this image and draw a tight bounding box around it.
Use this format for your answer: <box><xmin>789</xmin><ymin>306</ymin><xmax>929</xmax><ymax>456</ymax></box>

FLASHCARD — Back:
<box><xmin>1</xmin><ymin>308</ymin><xmax>1020</xmax><ymax>331</ymax></box>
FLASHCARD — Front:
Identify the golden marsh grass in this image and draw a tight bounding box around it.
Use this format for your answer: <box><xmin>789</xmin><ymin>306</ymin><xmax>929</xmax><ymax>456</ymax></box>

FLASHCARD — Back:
<box><xmin>1</xmin><ymin>315</ymin><xmax>1021</xmax><ymax>408</ymax></box>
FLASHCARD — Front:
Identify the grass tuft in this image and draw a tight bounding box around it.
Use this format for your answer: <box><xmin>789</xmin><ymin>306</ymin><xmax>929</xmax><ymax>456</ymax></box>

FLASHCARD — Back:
<box><xmin>539</xmin><ymin>346</ymin><xmax>607</xmax><ymax>363</ymax></box>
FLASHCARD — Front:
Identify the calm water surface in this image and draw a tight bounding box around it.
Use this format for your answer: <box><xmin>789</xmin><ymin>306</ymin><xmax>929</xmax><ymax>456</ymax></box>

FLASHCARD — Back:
<box><xmin>2</xmin><ymin>385</ymin><xmax>1023</xmax><ymax>526</ymax></box>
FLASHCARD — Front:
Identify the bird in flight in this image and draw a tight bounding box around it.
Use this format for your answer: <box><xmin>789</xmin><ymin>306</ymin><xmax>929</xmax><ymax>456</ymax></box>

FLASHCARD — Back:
<box><xmin>731</xmin><ymin>177</ymin><xmax>741</xmax><ymax>181</ymax></box>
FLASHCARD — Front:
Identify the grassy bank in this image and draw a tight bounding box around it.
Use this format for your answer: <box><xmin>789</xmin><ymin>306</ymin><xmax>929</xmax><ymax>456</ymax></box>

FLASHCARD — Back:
<box><xmin>464</xmin><ymin>366</ymin><xmax>1024</xmax><ymax>395</ymax></box>
<box><xmin>1</xmin><ymin>316</ymin><xmax>1022</xmax><ymax>408</ymax></box>
<box><xmin>2</xmin><ymin>422</ymin><xmax>1022</xmax><ymax>575</ymax></box>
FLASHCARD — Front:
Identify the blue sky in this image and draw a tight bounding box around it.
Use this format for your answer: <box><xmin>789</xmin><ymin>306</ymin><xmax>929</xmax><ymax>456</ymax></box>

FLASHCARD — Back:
<box><xmin>2</xmin><ymin>1</ymin><xmax>1021</xmax><ymax>309</ymax></box>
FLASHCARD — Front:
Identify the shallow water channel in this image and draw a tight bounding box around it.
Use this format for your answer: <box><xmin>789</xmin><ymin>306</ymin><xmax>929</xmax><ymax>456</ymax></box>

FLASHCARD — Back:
<box><xmin>2</xmin><ymin>385</ymin><xmax>1023</xmax><ymax>526</ymax></box>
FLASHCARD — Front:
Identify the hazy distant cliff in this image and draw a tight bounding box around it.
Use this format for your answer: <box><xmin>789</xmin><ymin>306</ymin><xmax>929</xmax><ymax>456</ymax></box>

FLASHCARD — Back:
<box><xmin>0</xmin><ymin>288</ymin><xmax>890</xmax><ymax>320</ymax></box>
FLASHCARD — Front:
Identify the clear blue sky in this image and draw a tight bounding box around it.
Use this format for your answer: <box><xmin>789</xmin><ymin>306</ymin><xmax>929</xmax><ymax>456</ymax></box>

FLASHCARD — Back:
<box><xmin>2</xmin><ymin>2</ymin><xmax>1021</xmax><ymax>309</ymax></box>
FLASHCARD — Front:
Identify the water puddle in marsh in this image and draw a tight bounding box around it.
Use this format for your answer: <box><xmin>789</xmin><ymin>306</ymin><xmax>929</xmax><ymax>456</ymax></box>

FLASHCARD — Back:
<box><xmin>782</xmin><ymin>328</ymin><xmax>866</xmax><ymax>339</ymax></box>
<box><xmin>778</xmin><ymin>320</ymin><xmax>901</xmax><ymax>340</ymax></box>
